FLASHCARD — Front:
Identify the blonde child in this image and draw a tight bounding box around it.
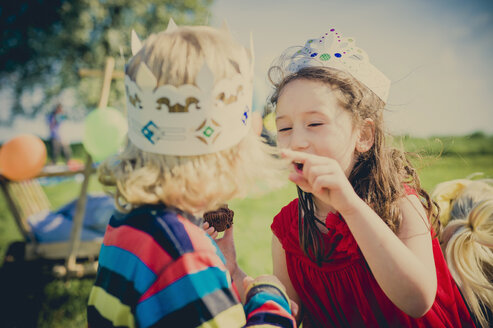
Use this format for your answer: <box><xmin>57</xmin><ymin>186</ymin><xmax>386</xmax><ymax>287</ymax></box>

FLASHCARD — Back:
<box><xmin>87</xmin><ymin>20</ymin><xmax>296</xmax><ymax>328</ymax></box>
<box><xmin>433</xmin><ymin>178</ymin><xmax>493</xmax><ymax>328</ymax></box>
<box><xmin>268</xmin><ymin>28</ymin><xmax>475</xmax><ymax>327</ymax></box>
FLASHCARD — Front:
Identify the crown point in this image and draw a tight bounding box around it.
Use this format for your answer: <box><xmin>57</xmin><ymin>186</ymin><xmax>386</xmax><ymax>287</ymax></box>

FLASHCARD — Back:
<box><xmin>196</xmin><ymin>62</ymin><xmax>215</xmax><ymax>92</ymax></box>
<box><xmin>248</xmin><ymin>31</ymin><xmax>255</xmax><ymax>66</ymax></box>
<box><xmin>166</xmin><ymin>18</ymin><xmax>178</xmax><ymax>33</ymax></box>
<box><xmin>135</xmin><ymin>63</ymin><xmax>157</xmax><ymax>89</ymax></box>
<box><xmin>221</xmin><ymin>19</ymin><xmax>231</xmax><ymax>34</ymax></box>
<box><xmin>131</xmin><ymin>30</ymin><xmax>143</xmax><ymax>56</ymax></box>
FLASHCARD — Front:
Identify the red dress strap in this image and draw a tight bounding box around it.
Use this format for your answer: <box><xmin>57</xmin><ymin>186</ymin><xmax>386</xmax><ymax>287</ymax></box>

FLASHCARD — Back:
<box><xmin>403</xmin><ymin>184</ymin><xmax>419</xmax><ymax>197</ymax></box>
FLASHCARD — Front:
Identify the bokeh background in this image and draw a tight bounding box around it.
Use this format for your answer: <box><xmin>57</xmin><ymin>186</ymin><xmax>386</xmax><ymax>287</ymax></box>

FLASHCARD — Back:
<box><xmin>0</xmin><ymin>0</ymin><xmax>491</xmax><ymax>327</ymax></box>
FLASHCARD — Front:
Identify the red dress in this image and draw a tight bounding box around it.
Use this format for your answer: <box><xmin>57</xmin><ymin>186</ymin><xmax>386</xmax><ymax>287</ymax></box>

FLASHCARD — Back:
<box><xmin>271</xmin><ymin>191</ymin><xmax>475</xmax><ymax>327</ymax></box>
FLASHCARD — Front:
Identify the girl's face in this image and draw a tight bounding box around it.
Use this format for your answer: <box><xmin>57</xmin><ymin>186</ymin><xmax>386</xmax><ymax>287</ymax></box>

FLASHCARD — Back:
<box><xmin>276</xmin><ymin>79</ymin><xmax>360</xmax><ymax>176</ymax></box>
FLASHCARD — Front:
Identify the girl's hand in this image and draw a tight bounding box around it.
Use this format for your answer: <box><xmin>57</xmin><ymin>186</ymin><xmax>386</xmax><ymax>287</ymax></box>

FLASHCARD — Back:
<box><xmin>203</xmin><ymin>221</ymin><xmax>218</xmax><ymax>240</ymax></box>
<box><xmin>281</xmin><ymin>149</ymin><xmax>360</xmax><ymax>214</ymax></box>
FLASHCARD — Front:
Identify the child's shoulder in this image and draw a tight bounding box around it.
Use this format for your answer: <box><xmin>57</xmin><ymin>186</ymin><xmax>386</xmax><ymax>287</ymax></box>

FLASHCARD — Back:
<box><xmin>275</xmin><ymin>198</ymin><xmax>299</xmax><ymax>218</ymax></box>
<box><xmin>403</xmin><ymin>184</ymin><xmax>419</xmax><ymax>198</ymax></box>
<box><xmin>272</xmin><ymin>198</ymin><xmax>299</xmax><ymax>238</ymax></box>
<box><xmin>396</xmin><ymin>186</ymin><xmax>432</xmax><ymax>239</ymax></box>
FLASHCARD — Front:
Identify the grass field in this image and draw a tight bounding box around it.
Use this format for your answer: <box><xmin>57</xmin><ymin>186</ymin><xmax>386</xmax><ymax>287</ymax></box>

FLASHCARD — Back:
<box><xmin>0</xmin><ymin>134</ymin><xmax>491</xmax><ymax>327</ymax></box>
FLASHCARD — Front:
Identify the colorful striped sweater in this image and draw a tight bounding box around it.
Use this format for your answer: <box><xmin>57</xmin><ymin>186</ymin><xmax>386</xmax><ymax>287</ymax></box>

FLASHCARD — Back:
<box><xmin>87</xmin><ymin>205</ymin><xmax>295</xmax><ymax>328</ymax></box>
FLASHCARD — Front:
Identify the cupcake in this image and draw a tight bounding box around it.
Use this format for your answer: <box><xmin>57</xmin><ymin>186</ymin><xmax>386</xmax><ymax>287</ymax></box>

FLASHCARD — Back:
<box><xmin>203</xmin><ymin>204</ymin><xmax>234</xmax><ymax>232</ymax></box>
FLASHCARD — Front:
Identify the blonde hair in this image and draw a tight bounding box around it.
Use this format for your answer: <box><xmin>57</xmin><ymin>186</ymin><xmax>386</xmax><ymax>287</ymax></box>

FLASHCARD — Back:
<box><xmin>269</xmin><ymin>65</ymin><xmax>439</xmax><ymax>264</ymax></box>
<box><xmin>99</xmin><ymin>26</ymin><xmax>286</xmax><ymax>214</ymax></box>
<box><xmin>433</xmin><ymin>178</ymin><xmax>493</xmax><ymax>327</ymax></box>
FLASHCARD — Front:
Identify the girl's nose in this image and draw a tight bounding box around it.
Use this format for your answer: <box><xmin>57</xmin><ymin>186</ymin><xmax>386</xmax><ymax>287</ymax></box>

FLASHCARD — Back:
<box><xmin>290</xmin><ymin>129</ymin><xmax>310</xmax><ymax>151</ymax></box>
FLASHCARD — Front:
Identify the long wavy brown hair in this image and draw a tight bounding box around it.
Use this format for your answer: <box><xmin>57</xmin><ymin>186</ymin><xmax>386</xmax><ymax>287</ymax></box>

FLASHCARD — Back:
<box><xmin>269</xmin><ymin>66</ymin><xmax>440</xmax><ymax>265</ymax></box>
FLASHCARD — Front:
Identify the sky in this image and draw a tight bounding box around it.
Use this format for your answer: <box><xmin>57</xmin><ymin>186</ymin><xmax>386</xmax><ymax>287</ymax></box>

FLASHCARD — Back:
<box><xmin>211</xmin><ymin>0</ymin><xmax>493</xmax><ymax>137</ymax></box>
<box><xmin>1</xmin><ymin>0</ymin><xmax>491</xmax><ymax>143</ymax></box>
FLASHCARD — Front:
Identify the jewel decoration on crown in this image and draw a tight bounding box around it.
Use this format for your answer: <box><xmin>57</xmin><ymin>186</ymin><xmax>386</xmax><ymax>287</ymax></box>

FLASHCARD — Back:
<box><xmin>125</xmin><ymin>19</ymin><xmax>254</xmax><ymax>156</ymax></box>
<box><xmin>285</xmin><ymin>28</ymin><xmax>390</xmax><ymax>103</ymax></box>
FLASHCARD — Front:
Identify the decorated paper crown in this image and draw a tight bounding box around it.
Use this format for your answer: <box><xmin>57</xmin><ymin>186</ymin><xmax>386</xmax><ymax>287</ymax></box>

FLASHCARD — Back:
<box><xmin>125</xmin><ymin>19</ymin><xmax>254</xmax><ymax>156</ymax></box>
<box><xmin>285</xmin><ymin>28</ymin><xmax>390</xmax><ymax>103</ymax></box>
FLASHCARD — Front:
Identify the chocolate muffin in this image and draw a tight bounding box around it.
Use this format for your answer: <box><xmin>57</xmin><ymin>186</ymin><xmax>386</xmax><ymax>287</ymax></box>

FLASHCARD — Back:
<box><xmin>203</xmin><ymin>205</ymin><xmax>234</xmax><ymax>232</ymax></box>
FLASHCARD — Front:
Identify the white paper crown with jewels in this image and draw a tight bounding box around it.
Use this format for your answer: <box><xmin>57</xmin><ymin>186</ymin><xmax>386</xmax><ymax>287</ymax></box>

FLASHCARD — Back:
<box><xmin>125</xmin><ymin>19</ymin><xmax>254</xmax><ymax>156</ymax></box>
<box><xmin>284</xmin><ymin>28</ymin><xmax>390</xmax><ymax>103</ymax></box>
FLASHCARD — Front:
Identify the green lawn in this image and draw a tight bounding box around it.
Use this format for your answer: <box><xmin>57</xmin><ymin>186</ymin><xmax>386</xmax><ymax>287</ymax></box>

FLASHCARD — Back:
<box><xmin>0</xmin><ymin>135</ymin><xmax>491</xmax><ymax>327</ymax></box>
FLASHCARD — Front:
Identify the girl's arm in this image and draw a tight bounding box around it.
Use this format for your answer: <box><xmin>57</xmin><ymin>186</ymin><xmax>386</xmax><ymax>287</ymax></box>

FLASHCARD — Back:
<box><xmin>341</xmin><ymin>195</ymin><xmax>437</xmax><ymax>318</ymax></box>
<box><xmin>272</xmin><ymin>235</ymin><xmax>303</xmax><ymax>325</ymax></box>
<box><xmin>282</xmin><ymin>149</ymin><xmax>437</xmax><ymax>318</ymax></box>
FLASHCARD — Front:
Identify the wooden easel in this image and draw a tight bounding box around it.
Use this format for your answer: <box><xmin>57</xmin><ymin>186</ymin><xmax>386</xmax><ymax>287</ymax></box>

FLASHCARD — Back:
<box><xmin>61</xmin><ymin>57</ymin><xmax>123</xmax><ymax>277</ymax></box>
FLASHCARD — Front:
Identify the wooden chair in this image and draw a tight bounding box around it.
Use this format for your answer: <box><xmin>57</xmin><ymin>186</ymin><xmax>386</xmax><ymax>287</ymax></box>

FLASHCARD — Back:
<box><xmin>1</xmin><ymin>57</ymin><xmax>121</xmax><ymax>278</ymax></box>
<box><xmin>0</xmin><ymin>160</ymin><xmax>103</xmax><ymax>277</ymax></box>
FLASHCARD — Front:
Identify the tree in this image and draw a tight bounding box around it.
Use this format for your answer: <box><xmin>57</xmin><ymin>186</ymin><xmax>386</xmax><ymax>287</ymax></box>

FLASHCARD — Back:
<box><xmin>0</xmin><ymin>0</ymin><xmax>213</xmax><ymax>124</ymax></box>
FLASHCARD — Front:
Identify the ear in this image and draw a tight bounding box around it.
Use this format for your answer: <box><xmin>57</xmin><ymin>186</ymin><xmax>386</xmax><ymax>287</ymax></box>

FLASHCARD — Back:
<box><xmin>356</xmin><ymin>118</ymin><xmax>375</xmax><ymax>153</ymax></box>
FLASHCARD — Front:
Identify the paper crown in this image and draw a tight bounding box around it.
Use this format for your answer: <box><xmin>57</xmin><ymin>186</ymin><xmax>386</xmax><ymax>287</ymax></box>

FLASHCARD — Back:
<box><xmin>285</xmin><ymin>28</ymin><xmax>390</xmax><ymax>103</ymax></box>
<box><xmin>125</xmin><ymin>19</ymin><xmax>254</xmax><ymax>156</ymax></box>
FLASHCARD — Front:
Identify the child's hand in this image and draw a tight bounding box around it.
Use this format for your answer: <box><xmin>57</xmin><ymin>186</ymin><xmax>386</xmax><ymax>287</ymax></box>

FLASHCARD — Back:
<box><xmin>243</xmin><ymin>275</ymin><xmax>299</xmax><ymax>317</ymax></box>
<box><xmin>203</xmin><ymin>221</ymin><xmax>219</xmax><ymax>240</ymax></box>
<box><xmin>281</xmin><ymin>149</ymin><xmax>360</xmax><ymax>214</ymax></box>
<box><xmin>214</xmin><ymin>226</ymin><xmax>239</xmax><ymax>277</ymax></box>
<box><xmin>243</xmin><ymin>274</ymin><xmax>284</xmax><ymax>290</ymax></box>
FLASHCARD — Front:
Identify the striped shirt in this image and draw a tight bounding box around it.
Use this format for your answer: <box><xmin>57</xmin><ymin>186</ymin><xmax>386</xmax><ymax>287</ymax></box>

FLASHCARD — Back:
<box><xmin>87</xmin><ymin>205</ymin><xmax>295</xmax><ymax>327</ymax></box>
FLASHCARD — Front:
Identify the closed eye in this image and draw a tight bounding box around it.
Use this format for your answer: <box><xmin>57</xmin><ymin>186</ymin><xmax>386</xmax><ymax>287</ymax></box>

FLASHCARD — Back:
<box><xmin>308</xmin><ymin>123</ymin><xmax>324</xmax><ymax>127</ymax></box>
<box><xmin>278</xmin><ymin>127</ymin><xmax>292</xmax><ymax>132</ymax></box>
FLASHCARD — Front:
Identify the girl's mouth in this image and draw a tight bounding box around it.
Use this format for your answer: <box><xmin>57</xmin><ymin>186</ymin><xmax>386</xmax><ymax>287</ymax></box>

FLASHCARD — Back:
<box><xmin>294</xmin><ymin>162</ymin><xmax>304</xmax><ymax>173</ymax></box>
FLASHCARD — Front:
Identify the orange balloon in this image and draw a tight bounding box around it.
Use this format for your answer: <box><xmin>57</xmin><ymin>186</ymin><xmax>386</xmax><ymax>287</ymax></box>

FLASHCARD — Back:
<box><xmin>0</xmin><ymin>134</ymin><xmax>47</xmax><ymax>181</ymax></box>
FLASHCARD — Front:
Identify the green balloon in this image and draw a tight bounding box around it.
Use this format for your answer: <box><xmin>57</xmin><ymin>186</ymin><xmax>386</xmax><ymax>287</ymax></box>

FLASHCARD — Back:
<box><xmin>83</xmin><ymin>107</ymin><xmax>127</xmax><ymax>162</ymax></box>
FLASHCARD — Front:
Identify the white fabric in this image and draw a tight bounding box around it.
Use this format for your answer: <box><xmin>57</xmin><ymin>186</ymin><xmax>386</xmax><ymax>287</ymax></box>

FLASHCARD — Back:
<box><xmin>285</xmin><ymin>28</ymin><xmax>390</xmax><ymax>103</ymax></box>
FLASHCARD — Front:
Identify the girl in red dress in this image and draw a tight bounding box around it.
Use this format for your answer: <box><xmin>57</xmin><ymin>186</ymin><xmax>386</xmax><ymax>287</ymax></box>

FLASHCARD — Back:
<box><xmin>268</xmin><ymin>28</ymin><xmax>476</xmax><ymax>327</ymax></box>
